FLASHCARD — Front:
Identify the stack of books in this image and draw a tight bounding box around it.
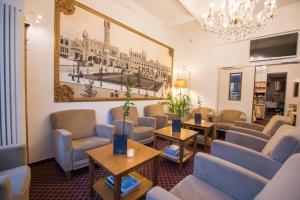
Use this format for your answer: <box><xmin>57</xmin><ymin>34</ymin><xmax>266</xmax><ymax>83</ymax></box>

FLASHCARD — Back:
<box><xmin>105</xmin><ymin>174</ymin><xmax>141</xmax><ymax>197</ymax></box>
<box><xmin>163</xmin><ymin>144</ymin><xmax>188</xmax><ymax>161</ymax></box>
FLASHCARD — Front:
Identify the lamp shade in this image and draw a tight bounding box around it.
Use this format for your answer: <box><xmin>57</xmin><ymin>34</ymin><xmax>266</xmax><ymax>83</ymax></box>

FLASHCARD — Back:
<box><xmin>174</xmin><ymin>79</ymin><xmax>187</xmax><ymax>88</ymax></box>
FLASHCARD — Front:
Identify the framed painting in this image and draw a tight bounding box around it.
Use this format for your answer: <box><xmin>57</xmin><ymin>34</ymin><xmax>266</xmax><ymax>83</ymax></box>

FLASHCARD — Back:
<box><xmin>54</xmin><ymin>0</ymin><xmax>174</xmax><ymax>102</ymax></box>
<box><xmin>228</xmin><ymin>72</ymin><xmax>242</xmax><ymax>101</ymax></box>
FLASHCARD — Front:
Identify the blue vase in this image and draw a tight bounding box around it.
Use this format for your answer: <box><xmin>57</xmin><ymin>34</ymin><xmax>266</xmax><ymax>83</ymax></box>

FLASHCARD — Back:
<box><xmin>172</xmin><ymin>119</ymin><xmax>181</xmax><ymax>132</ymax></box>
<box><xmin>194</xmin><ymin>113</ymin><xmax>202</xmax><ymax>124</ymax></box>
<box><xmin>113</xmin><ymin>134</ymin><xmax>127</xmax><ymax>154</ymax></box>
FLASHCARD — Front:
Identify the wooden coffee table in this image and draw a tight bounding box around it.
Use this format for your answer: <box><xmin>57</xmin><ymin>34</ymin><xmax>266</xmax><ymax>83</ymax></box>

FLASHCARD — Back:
<box><xmin>86</xmin><ymin>139</ymin><xmax>161</xmax><ymax>200</ymax></box>
<box><xmin>153</xmin><ymin>126</ymin><xmax>198</xmax><ymax>170</ymax></box>
<box><xmin>181</xmin><ymin>119</ymin><xmax>216</xmax><ymax>149</ymax></box>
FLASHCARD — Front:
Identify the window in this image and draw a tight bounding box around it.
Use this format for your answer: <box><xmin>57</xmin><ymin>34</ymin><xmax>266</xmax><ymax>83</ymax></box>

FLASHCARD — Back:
<box><xmin>229</xmin><ymin>73</ymin><xmax>242</xmax><ymax>101</ymax></box>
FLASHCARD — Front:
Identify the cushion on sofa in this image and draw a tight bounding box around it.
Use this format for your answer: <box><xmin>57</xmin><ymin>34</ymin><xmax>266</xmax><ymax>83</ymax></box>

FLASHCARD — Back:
<box><xmin>170</xmin><ymin>175</ymin><xmax>233</xmax><ymax>200</ymax></box>
<box><xmin>0</xmin><ymin>166</ymin><xmax>31</xmax><ymax>200</ymax></box>
<box><xmin>72</xmin><ymin>136</ymin><xmax>110</xmax><ymax>161</ymax></box>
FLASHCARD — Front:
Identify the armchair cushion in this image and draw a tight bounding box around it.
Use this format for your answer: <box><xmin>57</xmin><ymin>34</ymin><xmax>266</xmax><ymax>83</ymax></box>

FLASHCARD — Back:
<box><xmin>138</xmin><ymin>117</ymin><xmax>156</xmax><ymax>129</ymax></box>
<box><xmin>216</xmin><ymin>122</ymin><xmax>234</xmax><ymax>131</ymax></box>
<box><xmin>132</xmin><ymin>126</ymin><xmax>154</xmax><ymax>141</ymax></box>
<box><xmin>111</xmin><ymin>106</ymin><xmax>139</xmax><ymax>126</ymax></box>
<box><xmin>51</xmin><ymin>109</ymin><xmax>96</xmax><ymax>140</ymax></box>
<box><xmin>72</xmin><ymin>137</ymin><xmax>110</xmax><ymax>162</ymax></box>
<box><xmin>0</xmin><ymin>166</ymin><xmax>31</xmax><ymax>200</ymax></box>
<box><xmin>144</xmin><ymin>104</ymin><xmax>165</xmax><ymax>117</ymax></box>
<box><xmin>170</xmin><ymin>175</ymin><xmax>233</xmax><ymax>200</ymax></box>
<box><xmin>262</xmin><ymin>125</ymin><xmax>300</xmax><ymax>163</ymax></box>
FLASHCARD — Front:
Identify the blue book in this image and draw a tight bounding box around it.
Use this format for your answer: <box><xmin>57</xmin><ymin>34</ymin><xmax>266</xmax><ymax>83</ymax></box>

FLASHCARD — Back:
<box><xmin>105</xmin><ymin>175</ymin><xmax>140</xmax><ymax>196</ymax></box>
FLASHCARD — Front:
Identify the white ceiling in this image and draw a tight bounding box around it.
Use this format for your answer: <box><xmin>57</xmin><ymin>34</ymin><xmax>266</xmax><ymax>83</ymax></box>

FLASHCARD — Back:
<box><xmin>130</xmin><ymin>0</ymin><xmax>300</xmax><ymax>34</ymax></box>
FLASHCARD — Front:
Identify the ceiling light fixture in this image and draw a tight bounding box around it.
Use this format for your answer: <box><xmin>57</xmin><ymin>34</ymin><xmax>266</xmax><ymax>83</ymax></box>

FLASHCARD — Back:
<box><xmin>201</xmin><ymin>0</ymin><xmax>277</xmax><ymax>40</ymax></box>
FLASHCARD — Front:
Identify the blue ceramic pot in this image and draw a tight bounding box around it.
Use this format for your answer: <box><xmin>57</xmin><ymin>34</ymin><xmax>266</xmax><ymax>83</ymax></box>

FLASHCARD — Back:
<box><xmin>172</xmin><ymin>119</ymin><xmax>181</xmax><ymax>132</ymax></box>
<box><xmin>113</xmin><ymin>134</ymin><xmax>127</xmax><ymax>154</ymax></box>
<box><xmin>194</xmin><ymin>113</ymin><xmax>202</xmax><ymax>124</ymax></box>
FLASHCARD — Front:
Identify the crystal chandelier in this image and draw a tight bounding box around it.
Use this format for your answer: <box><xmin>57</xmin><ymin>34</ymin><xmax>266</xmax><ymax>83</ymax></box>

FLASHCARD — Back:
<box><xmin>201</xmin><ymin>0</ymin><xmax>277</xmax><ymax>40</ymax></box>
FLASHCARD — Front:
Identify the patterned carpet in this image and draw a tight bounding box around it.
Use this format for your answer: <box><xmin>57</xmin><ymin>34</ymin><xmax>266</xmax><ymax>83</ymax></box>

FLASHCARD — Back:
<box><xmin>29</xmin><ymin>139</ymin><xmax>209</xmax><ymax>200</ymax></box>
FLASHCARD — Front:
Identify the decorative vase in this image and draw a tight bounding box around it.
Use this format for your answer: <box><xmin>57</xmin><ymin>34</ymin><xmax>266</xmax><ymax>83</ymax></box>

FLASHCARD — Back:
<box><xmin>194</xmin><ymin>113</ymin><xmax>202</xmax><ymax>124</ymax></box>
<box><xmin>113</xmin><ymin>134</ymin><xmax>127</xmax><ymax>155</ymax></box>
<box><xmin>172</xmin><ymin>119</ymin><xmax>181</xmax><ymax>132</ymax></box>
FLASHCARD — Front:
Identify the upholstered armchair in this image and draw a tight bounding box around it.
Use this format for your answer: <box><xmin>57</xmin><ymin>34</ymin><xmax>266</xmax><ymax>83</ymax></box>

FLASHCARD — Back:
<box><xmin>147</xmin><ymin>153</ymin><xmax>300</xmax><ymax>200</ymax></box>
<box><xmin>51</xmin><ymin>109</ymin><xmax>115</xmax><ymax>178</ymax></box>
<box><xmin>187</xmin><ymin>107</ymin><xmax>215</xmax><ymax>121</ymax></box>
<box><xmin>0</xmin><ymin>144</ymin><xmax>31</xmax><ymax>200</ymax></box>
<box><xmin>144</xmin><ymin>104</ymin><xmax>169</xmax><ymax>129</ymax></box>
<box><xmin>208</xmin><ymin>109</ymin><xmax>246</xmax><ymax>132</ymax></box>
<box><xmin>211</xmin><ymin>125</ymin><xmax>300</xmax><ymax>179</ymax></box>
<box><xmin>111</xmin><ymin>106</ymin><xmax>156</xmax><ymax>144</ymax></box>
<box><xmin>230</xmin><ymin>115</ymin><xmax>290</xmax><ymax>140</ymax></box>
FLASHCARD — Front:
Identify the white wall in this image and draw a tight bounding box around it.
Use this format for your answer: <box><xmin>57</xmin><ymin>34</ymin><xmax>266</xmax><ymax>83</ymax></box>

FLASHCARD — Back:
<box><xmin>25</xmin><ymin>0</ymin><xmax>186</xmax><ymax>163</ymax></box>
<box><xmin>182</xmin><ymin>2</ymin><xmax>300</xmax><ymax>115</ymax></box>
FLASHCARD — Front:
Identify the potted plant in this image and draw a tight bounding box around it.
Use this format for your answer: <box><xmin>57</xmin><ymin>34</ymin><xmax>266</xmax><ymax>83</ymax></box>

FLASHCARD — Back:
<box><xmin>113</xmin><ymin>85</ymin><xmax>134</xmax><ymax>154</ymax></box>
<box><xmin>194</xmin><ymin>96</ymin><xmax>202</xmax><ymax>124</ymax></box>
<box><xmin>167</xmin><ymin>93</ymin><xmax>191</xmax><ymax>132</ymax></box>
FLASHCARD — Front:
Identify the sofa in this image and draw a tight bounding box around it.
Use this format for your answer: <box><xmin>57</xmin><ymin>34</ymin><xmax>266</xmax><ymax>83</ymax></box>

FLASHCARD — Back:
<box><xmin>208</xmin><ymin>109</ymin><xmax>246</xmax><ymax>132</ymax></box>
<box><xmin>111</xmin><ymin>106</ymin><xmax>156</xmax><ymax>144</ymax></box>
<box><xmin>51</xmin><ymin>109</ymin><xmax>115</xmax><ymax>178</ymax></box>
<box><xmin>187</xmin><ymin>107</ymin><xmax>215</xmax><ymax>121</ymax></box>
<box><xmin>0</xmin><ymin>144</ymin><xmax>31</xmax><ymax>200</ymax></box>
<box><xmin>231</xmin><ymin>115</ymin><xmax>290</xmax><ymax>140</ymax></box>
<box><xmin>146</xmin><ymin>152</ymin><xmax>300</xmax><ymax>200</ymax></box>
<box><xmin>144</xmin><ymin>104</ymin><xmax>169</xmax><ymax>129</ymax></box>
<box><xmin>211</xmin><ymin>125</ymin><xmax>300</xmax><ymax>179</ymax></box>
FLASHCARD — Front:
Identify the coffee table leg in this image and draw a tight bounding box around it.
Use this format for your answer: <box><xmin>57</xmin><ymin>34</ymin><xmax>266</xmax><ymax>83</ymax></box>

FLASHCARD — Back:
<box><xmin>179</xmin><ymin>141</ymin><xmax>184</xmax><ymax>171</ymax></box>
<box><xmin>153</xmin><ymin>133</ymin><xmax>157</xmax><ymax>149</ymax></box>
<box><xmin>152</xmin><ymin>155</ymin><xmax>159</xmax><ymax>186</ymax></box>
<box><xmin>193</xmin><ymin>135</ymin><xmax>197</xmax><ymax>155</ymax></box>
<box><xmin>114</xmin><ymin>175</ymin><xmax>121</xmax><ymax>200</ymax></box>
<box><xmin>204</xmin><ymin>129</ymin><xmax>208</xmax><ymax>150</ymax></box>
<box><xmin>89</xmin><ymin>156</ymin><xmax>95</xmax><ymax>199</ymax></box>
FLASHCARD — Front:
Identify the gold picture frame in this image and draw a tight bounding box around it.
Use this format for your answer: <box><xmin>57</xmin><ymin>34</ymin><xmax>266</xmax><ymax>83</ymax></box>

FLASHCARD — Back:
<box><xmin>54</xmin><ymin>0</ymin><xmax>174</xmax><ymax>102</ymax></box>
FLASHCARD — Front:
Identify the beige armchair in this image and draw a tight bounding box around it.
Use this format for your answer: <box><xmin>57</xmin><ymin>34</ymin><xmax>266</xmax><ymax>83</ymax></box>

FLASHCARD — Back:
<box><xmin>208</xmin><ymin>109</ymin><xmax>246</xmax><ymax>132</ymax></box>
<box><xmin>187</xmin><ymin>107</ymin><xmax>215</xmax><ymax>121</ymax></box>
<box><xmin>0</xmin><ymin>144</ymin><xmax>31</xmax><ymax>200</ymax></box>
<box><xmin>231</xmin><ymin>115</ymin><xmax>290</xmax><ymax>140</ymax></box>
<box><xmin>144</xmin><ymin>104</ymin><xmax>169</xmax><ymax>129</ymax></box>
<box><xmin>51</xmin><ymin>109</ymin><xmax>115</xmax><ymax>178</ymax></box>
<box><xmin>111</xmin><ymin>106</ymin><xmax>156</xmax><ymax>144</ymax></box>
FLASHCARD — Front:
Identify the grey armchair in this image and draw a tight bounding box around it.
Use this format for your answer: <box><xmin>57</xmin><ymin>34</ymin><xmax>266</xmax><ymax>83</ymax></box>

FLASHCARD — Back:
<box><xmin>0</xmin><ymin>144</ymin><xmax>31</xmax><ymax>200</ymax></box>
<box><xmin>211</xmin><ymin>125</ymin><xmax>300</xmax><ymax>179</ymax></box>
<box><xmin>231</xmin><ymin>115</ymin><xmax>289</xmax><ymax>140</ymax></box>
<box><xmin>208</xmin><ymin>109</ymin><xmax>246</xmax><ymax>132</ymax></box>
<box><xmin>51</xmin><ymin>109</ymin><xmax>115</xmax><ymax>178</ymax></box>
<box><xmin>146</xmin><ymin>153</ymin><xmax>300</xmax><ymax>200</ymax></box>
<box><xmin>144</xmin><ymin>104</ymin><xmax>169</xmax><ymax>129</ymax></box>
<box><xmin>111</xmin><ymin>106</ymin><xmax>156</xmax><ymax>144</ymax></box>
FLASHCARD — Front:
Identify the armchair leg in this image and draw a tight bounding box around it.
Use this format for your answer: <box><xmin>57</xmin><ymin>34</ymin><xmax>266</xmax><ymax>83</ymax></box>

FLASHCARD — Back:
<box><xmin>65</xmin><ymin>171</ymin><xmax>72</xmax><ymax>180</ymax></box>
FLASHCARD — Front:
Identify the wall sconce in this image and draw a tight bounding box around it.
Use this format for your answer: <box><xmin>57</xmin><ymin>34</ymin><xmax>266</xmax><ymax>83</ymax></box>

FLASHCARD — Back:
<box><xmin>25</xmin><ymin>12</ymin><xmax>42</xmax><ymax>24</ymax></box>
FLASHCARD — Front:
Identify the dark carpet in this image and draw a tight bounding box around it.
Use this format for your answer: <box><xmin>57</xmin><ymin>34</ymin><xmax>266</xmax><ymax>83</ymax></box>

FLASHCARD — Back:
<box><xmin>29</xmin><ymin>139</ymin><xmax>209</xmax><ymax>200</ymax></box>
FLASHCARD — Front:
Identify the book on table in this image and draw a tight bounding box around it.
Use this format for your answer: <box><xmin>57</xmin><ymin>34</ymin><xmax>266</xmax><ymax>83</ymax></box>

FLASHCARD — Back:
<box><xmin>163</xmin><ymin>145</ymin><xmax>189</xmax><ymax>160</ymax></box>
<box><xmin>105</xmin><ymin>174</ymin><xmax>141</xmax><ymax>197</ymax></box>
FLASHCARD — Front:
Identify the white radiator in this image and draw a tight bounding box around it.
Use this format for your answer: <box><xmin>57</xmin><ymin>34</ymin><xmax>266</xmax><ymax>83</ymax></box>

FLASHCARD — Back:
<box><xmin>0</xmin><ymin>0</ymin><xmax>23</xmax><ymax>146</ymax></box>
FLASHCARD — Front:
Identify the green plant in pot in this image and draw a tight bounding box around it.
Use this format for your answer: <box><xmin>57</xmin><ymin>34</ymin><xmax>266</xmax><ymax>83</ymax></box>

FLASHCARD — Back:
<box><xmin>194</xmin><ymin>96</ymin><xmax>202</xmax><ymax>124</ymax></box>
<box><xmin>113</xmin><ymin>85</ymin><xmax>134</xmax><ymax>154</ymax></box>
<box><xmin>167</xmin><ymin>92</ymin><xmax>191</xmax><ymax>132</ymax></box>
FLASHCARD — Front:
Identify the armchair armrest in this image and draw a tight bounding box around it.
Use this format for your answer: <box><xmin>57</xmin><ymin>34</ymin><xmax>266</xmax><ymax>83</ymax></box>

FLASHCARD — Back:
<box><xmin>152</xmin><ymin>115</ymin><xmax>168</xmax><ymax>129</ymax></box>
<box><xmin>139</xmin><ymin>117</ymin><xmax>156</xmax><ymax>129</ymax></box>
<box><xmin>0</xmin><ymin>144</ymin><xmax>27</xmax><ymax>171</ymax></box>
<box><xmin>193</xmin><ymin>153</ymin><xmax>268</xmax><ymax>200</ymax></box>
<box><xmin>96</xmin><ymin>124</ymin><xmax>116</xmax><ymax>141</ymax></box>
<box><xmin>234</xmin><ymin>121</ymin><xmax>265</xmax><ymax>131</ymax></box>
<box><xmin>226</xmin><ymin>130</ymin><xmax>268</xmax><ymax>152</ymax></box>
<box><xmin>53</xmin><ymin>129</ymin><xmax>72</xmax><ymax>173</ymax></box>
<box><xmin>238</xmin><ymin>113</ymin><xmax>246</xmax><ymax>121</ymax></box>
<box><xmin>211</xmin><ymin>140</ymin><xmax>281</xmax><ymax>179</ymax></box>
<box><xmin>230</xmin><ymin>127</ymin><xmax>271</xmax><ymax>140</ymax></box>
<box><xmin>113</xmin><ymin>120</ymin><xmax>134</xmax><ymax>137</ymax></box>
<box><xmin>146</xmin><ymin>186</ymin><xmax>180</xmax><ymax>200</ymax></box>
<box><xmin>0</xmin><ymin>176</ymin><xmax>13</xmax><ymax>200</ymax></box>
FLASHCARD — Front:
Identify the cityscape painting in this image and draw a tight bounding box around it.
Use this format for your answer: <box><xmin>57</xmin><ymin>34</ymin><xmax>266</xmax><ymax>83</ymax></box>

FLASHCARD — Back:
<box><xmin>54</xmin><ymin>0</ymin><xmax>174</xmax><ymax>102</ymax></box>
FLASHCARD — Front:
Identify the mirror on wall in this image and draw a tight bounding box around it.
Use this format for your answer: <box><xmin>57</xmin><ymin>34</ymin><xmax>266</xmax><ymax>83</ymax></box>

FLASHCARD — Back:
<box><xmin>252</xmin><ymin>64</ymin><xmax>300</xmax><ymax>125</ymax></box>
